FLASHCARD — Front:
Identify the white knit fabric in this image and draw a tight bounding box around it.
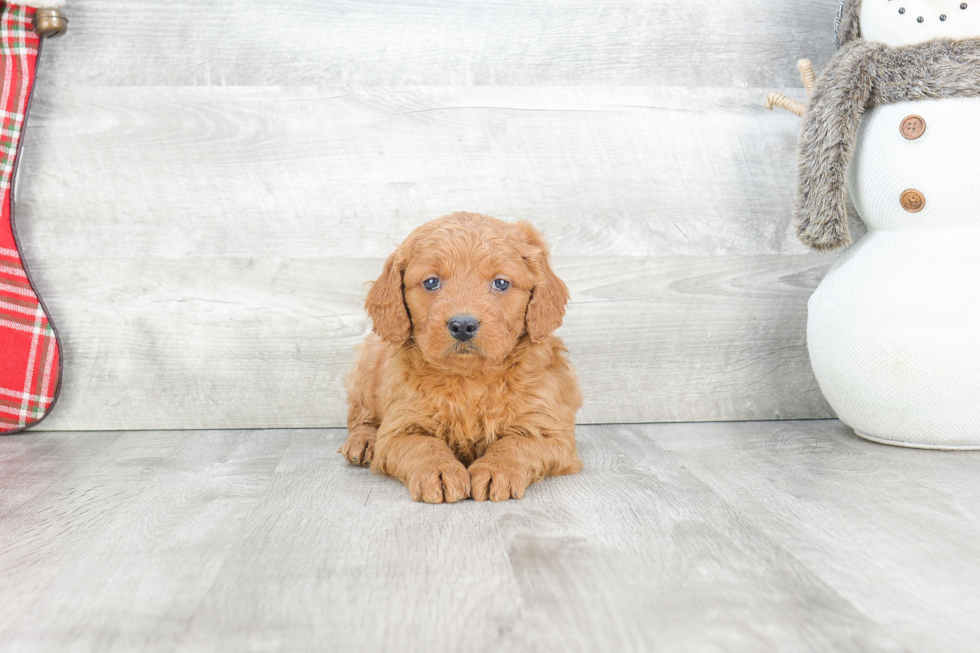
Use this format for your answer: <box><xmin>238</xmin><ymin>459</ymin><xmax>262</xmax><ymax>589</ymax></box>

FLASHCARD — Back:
<box><xmin>808</xmin><ymin>97</ymin><xmax>980</xmax><ymax>448</ymax></box>
<box><xmin>12</xmin><ymin>1</ymin><xmax>66</xmax><ymax>7</ymax></box>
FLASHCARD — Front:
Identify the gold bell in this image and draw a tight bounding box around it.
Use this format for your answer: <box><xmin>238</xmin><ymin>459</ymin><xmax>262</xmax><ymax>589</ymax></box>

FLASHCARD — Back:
<box><xmin>34</xmin><ymin>8</ymin><xmax>68</xmax><ymax>38</ymax></box>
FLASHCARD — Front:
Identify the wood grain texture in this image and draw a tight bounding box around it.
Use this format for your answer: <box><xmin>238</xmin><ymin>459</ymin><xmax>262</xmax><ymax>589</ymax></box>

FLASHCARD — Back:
<box><xmin>652</xmin><ymin>420</ymin><xmax>980</xmax><ymax>653</ymax></box>
<box><xmin>41</xmin><ymin>0</ymin><xmax>841</xmax><ymax>88</ymax></box>
<box><xmin>17</xmin><ymin>85</ymin><xmax>861</xmax><ymax>260</ymax></box>
<box><xmin>29</xmin><ymin>254</ymin><xmax>836</xmax><ymax>431</ymax></box>
<box><xmin>10</xmin><ymin>1</ymin><xmax>867</xmax><ymax>429</ymax></box>
<box><xmin>3</xmin><ymin>422</ymin><xmax>979</xmax><ymax>651</ymax></box>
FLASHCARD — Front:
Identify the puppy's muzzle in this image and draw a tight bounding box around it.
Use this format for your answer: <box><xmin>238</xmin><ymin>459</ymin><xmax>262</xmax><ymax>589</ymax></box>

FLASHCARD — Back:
<box><xmin>448</xmin><ymin>315</ymin><xmax>480</xmax><ymax>342</ymax></box>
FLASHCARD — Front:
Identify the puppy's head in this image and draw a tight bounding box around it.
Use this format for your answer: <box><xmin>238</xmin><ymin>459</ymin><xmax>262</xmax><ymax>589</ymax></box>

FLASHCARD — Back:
<box><xmin>366</xmin><ymin>212</ymin><xmax>569</xmax><ymax>366</ymax></box>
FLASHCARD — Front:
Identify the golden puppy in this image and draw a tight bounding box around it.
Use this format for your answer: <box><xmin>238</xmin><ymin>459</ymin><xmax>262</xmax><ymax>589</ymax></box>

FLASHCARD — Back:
<box><xmin>341</xmin><ymin>212</ymin><xmax>582</xmax><ymax>503</ymax></box>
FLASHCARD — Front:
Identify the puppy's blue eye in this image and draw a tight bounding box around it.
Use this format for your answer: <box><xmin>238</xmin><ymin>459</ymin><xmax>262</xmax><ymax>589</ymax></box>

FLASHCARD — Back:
<box><xmin>423</xmin><ymin>278</ymin><xmax>441</xmax><ymax>291</ymax></box>
<box><xmin>492</xmin><ymin>279</ymin><xmax>510</xmax><ymax>291</ymax></box>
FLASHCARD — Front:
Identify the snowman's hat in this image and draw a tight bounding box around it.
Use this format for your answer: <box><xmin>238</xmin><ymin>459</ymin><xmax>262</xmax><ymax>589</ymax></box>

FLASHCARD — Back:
<box><xmin>836</xmin><ymin>0</ymin><xmax>862</xmax><ymax>47</ymax></box>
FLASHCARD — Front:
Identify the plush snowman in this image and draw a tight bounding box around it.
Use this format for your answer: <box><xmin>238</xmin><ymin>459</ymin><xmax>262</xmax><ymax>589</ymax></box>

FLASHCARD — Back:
<box><xmin>770</xmin><ymin>0</ymin><xmax>980</xmax><ymax>448</ymax></box>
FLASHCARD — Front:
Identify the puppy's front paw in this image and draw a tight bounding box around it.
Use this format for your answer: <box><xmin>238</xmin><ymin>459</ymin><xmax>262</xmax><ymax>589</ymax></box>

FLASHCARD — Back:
<box><xmin>469</xmin><ymin>460</ymin><xmax>530</xmax><ymax>502</ymax></box>
<box><xmin>339</xmin><ymin>433</ymin><xmax>375</xmax><ymax>467</ymax></box>
<box><xmin>408</xmin><ymin>462</ymin><xmax>471</xmax><ymax>504</ymax></box>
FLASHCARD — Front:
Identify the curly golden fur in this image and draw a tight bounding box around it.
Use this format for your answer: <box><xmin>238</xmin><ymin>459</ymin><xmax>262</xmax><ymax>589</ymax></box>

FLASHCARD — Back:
<box><xmin>340</xmin><ymin>212</ymin><xmax>582</xmax><ymax>503</ymax></box>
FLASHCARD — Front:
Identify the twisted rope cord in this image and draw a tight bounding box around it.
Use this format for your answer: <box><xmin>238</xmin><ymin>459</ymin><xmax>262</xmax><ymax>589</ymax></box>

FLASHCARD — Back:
<box><xmin>764</xmin><ymin>59</ymin><xmax>815</xmax><ymax>118</ymax></box>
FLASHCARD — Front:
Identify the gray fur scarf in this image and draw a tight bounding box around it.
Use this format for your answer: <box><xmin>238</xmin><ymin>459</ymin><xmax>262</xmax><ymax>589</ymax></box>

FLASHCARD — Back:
<box><xmin>796</xmin><ymin>37</ymin><xmax>980</xmax><ymax>250</ymax></box>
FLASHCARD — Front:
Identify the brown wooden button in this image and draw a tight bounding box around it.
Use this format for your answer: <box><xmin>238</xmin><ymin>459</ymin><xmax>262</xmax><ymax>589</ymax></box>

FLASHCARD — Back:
<box><xmin>900</xmin><ymin>189</ymin><xmax>926</xmax><ymax>213</ymax></box>
<box><xmin>901</xmin><ymin>115</ymin><xmax>926</xmax><ymax>140</ymax></box>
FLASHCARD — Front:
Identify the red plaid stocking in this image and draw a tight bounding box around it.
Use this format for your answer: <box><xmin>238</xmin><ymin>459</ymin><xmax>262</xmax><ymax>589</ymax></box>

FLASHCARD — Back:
<box><xmin>0</xmin><ymin>3</ymin><xmax>61</xmax><ymax>434</ymax></box>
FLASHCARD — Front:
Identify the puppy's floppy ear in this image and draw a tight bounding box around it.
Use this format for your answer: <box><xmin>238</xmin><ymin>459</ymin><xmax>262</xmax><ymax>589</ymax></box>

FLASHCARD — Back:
<box><xmin>366</xmin><ymin>248</ymin><xmax>411</xmax><ymax>346</ymax></box>
<box><xmin>515</xmin><ymin>221</ymin><xmax>569</xmax><ymax>342</ymax></box>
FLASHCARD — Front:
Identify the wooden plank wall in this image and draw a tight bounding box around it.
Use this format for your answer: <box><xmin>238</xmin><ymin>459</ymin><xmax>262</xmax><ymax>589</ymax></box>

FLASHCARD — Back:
<box><xmin>13</xmin><ymin>0</ymin><xmax>863</xmax><ymax>430</ymax></box>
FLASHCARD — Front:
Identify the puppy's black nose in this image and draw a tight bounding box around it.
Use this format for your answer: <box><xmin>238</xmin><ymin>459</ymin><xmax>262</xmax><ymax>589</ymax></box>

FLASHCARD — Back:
<box><xmin>448</xmin><ymin>315</ymin><xmax>480</xmax><ymax>342</ymax></box>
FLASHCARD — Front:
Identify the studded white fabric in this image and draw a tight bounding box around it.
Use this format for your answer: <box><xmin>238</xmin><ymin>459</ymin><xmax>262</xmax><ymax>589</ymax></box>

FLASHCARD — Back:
<box><xmin>860</xmin><ymin>0</ymin><xmax>980</xmax><ymax>46</ymax></box>
<box><xmin>807</xmin><ymin>98</ymin><xmax>980</xmax><ymax>448</ymax></box>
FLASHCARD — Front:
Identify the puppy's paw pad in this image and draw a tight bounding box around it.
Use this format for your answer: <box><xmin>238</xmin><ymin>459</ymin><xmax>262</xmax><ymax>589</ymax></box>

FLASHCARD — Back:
<box><xmin>469</xmin><ymin>461</ymin><xmax>529</xmax><ymax>502</ymax></box>
<box><xmin>340</xmin><ymin>435</ymin><xmax>375</xmax><ymax>467</ymax></box>
<box><xmin>408</xmin><ymin>463</ymin><xmax>471</xmax><ymax>504</ymax></box>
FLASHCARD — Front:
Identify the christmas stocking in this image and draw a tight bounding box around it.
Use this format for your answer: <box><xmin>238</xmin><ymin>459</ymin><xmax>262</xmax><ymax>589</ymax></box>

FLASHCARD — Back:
<box><xmin>0</xmin><ymin>2</ymin><xmax>66</xmax><ymax>434</ymax></box>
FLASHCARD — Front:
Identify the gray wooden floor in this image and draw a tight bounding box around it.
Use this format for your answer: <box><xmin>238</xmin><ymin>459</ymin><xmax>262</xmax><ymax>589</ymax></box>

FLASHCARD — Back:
<box><xmin>1</xmin><ymin>420</ymin><xmax>978</xmax><ymax>652</ymax></box>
